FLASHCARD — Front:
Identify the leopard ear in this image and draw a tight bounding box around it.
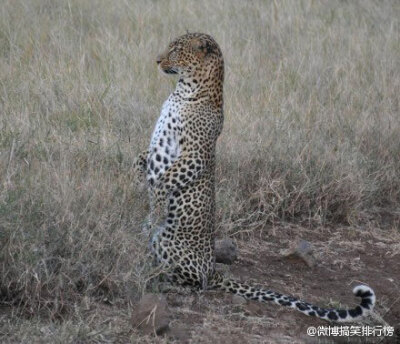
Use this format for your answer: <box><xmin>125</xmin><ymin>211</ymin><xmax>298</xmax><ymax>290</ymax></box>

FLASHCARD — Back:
<box><xmin>191</xmin><ymin>38</ymin><xmax>213</xmax><ymax>56</ymax></box>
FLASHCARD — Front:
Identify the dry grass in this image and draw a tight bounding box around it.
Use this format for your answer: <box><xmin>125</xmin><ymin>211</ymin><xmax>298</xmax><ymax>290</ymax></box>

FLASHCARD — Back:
<box><xmin>0</xmin><ymin>0</ymin><xmax>399</xmax><ymax>342</ymax></box>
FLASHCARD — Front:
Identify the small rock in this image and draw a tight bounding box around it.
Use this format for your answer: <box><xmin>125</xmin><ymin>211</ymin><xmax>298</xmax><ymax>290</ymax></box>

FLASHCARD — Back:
<box><xmin>215</xmin><ymin>238</ymin><xmax>238</xmax><ymax>265</ymax></box>
<box><xmin>232</xmin><ymin>294</ymin><xmax>247</xmax><ymax>305</ymax></box>
<box><xmin>131</xmin><ymin>294</ymin><xmax>171</xmax><ymax>336</ymax></box>
<box><xmin>281</xmin><ymin>239</ymin><xmax>316</xmax><ymax>267</ymax></box>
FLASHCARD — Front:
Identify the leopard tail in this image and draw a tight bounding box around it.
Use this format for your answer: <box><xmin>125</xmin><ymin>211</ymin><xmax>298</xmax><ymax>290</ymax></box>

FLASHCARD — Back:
<box><xmin>210</xmin><ymin>271</ymin><xmax>375</xmax><ymax>322</ymax></box>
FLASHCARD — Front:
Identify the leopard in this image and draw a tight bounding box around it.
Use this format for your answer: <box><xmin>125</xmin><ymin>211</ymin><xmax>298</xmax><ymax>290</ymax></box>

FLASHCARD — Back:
<box><xmin>133</xmin><ymin>32</ymin><xmax>375</xmax><ymax>322</ymax></box>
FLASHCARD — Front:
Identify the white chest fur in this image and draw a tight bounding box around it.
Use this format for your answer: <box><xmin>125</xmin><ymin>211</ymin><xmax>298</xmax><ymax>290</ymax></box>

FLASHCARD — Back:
<box><xmin>147</xmin><ymin>95</ymin><xmax>182</xmax><ymax>185</ymax></box>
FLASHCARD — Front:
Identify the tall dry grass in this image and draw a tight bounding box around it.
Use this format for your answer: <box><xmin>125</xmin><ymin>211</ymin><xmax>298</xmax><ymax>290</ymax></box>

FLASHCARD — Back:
<box><xmin>0</xmin><ymin>0</ymin><xmax>399</xmax><ymax>341</ymax></box>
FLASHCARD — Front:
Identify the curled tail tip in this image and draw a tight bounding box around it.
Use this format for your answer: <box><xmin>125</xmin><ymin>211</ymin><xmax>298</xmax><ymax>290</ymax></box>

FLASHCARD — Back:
<box><xmin>353</xmin><ymin>285</ymin><xmax>376</xmax><ymax>310</ymax></box>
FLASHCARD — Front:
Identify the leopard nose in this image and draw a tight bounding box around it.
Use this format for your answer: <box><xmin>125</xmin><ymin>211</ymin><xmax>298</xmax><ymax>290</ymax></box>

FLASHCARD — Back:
<box><xmin>156</xmin><ymin>55</ymin><xmax>162</xmax><ymax>64</ymax></box>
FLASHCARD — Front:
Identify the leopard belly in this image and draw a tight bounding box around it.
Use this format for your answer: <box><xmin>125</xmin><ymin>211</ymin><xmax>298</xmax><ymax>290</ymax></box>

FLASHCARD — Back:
<box><xmin>146</xmin><ymin>95</ymin><xmax>181</xmax><ymax>186</ymax></box>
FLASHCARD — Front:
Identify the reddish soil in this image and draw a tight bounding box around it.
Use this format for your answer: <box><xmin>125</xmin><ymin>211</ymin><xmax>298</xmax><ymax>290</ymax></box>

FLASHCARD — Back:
<box><xmin>3</xmin><ymin>225</ymin><xmax>398</xmax><ymax>343</ymax></box>
<box><xmin>159</xmin><ymin>225</ymin><xmax>400</xmax><ymax>343</ymax></box>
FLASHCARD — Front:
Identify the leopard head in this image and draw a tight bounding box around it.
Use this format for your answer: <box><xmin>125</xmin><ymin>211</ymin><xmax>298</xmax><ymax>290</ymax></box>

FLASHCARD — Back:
<box><xmin>156</xmin><ymin>33</ymin><xmax>223</xmax><ymax>78</ymax></box>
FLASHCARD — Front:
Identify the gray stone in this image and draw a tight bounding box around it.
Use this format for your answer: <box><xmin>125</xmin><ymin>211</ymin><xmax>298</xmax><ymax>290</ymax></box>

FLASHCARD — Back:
<box><xmin>281</xmin><ymin>239</ymin><xmax>316</xmax><ymax>267</ymax></box>
<box><xmin>131</xmin><ymin>293</ymin><xmax>171</xmax><ymax>336</ymax></box>
<box><xmin>232</xmin><ymin>294</ymin><xmax>247</xmax><ymax>305</ymax></box>
<box><xmin>215</xmin><ymin>238</ymin><xmax>238</xmax><ymax>265</ymax></box>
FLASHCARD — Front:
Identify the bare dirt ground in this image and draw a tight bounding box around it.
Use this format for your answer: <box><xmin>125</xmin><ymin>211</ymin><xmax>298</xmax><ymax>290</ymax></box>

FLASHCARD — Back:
<box><xmin>156</xmin><ymin>225</ymin><xmax>400</xmax><ymax>344</ymax></box>
<box><xmin>1</xmin><ymin>225</ymin><xmax>399</xmax><ymax>343</ymax></box>
<box><xmin>86</xmin><ymin>225</ymin><xmax>400</xmax><ymax>343</ymax></box>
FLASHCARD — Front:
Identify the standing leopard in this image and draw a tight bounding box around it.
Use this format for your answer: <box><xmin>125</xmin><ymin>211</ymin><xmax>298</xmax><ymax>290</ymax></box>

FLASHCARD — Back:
<box><xmin>134</xmin><ymin>32</ymin><xmax>375</xmax><ymax>322</ymax></box>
